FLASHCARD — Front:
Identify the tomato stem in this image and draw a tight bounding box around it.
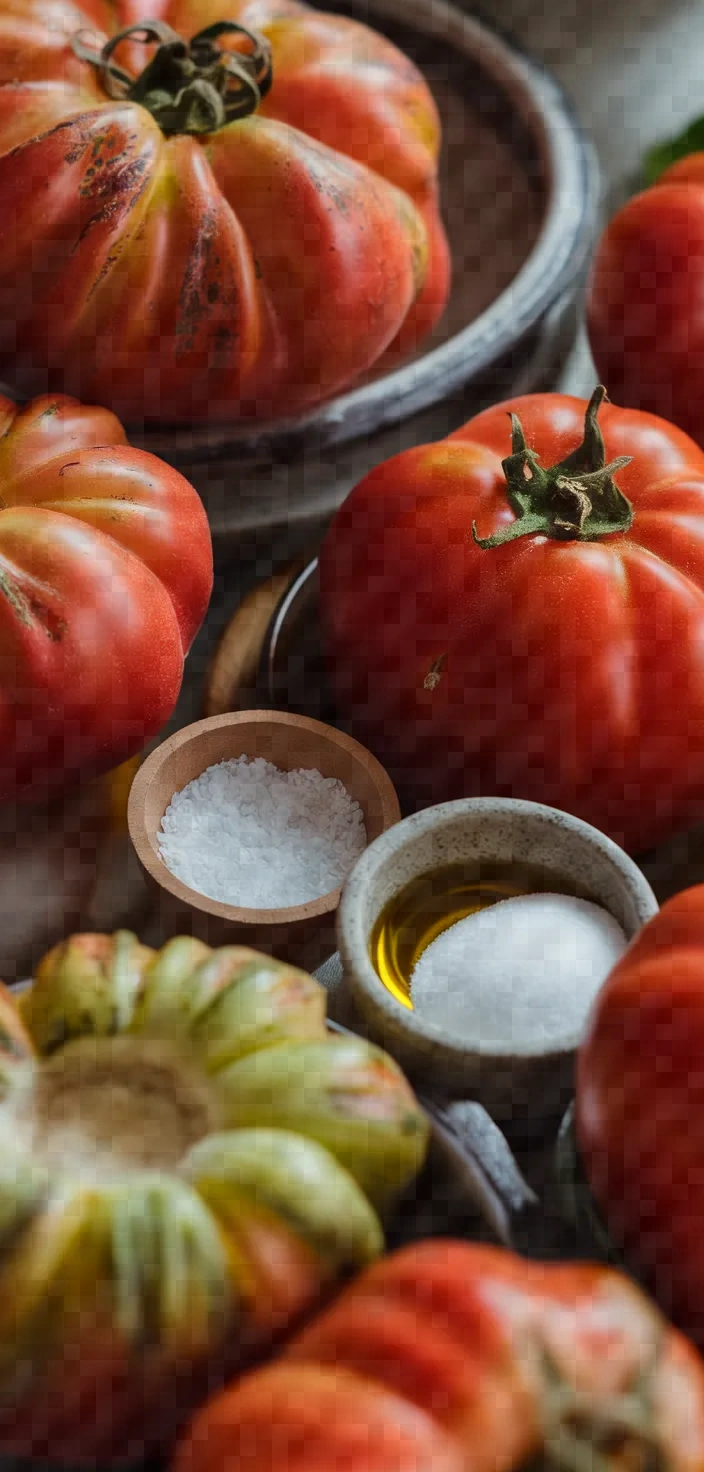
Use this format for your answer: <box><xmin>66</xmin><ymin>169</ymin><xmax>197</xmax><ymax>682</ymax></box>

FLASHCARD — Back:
<box><xmin>472</xmin><ymin>387</ymin><xmax>634</xmax><ymax>550</ymax></box>
<box><xmin>71</xmin><ymin>20</ymin><xmax>273</xmax><ymax>136</ymax></box>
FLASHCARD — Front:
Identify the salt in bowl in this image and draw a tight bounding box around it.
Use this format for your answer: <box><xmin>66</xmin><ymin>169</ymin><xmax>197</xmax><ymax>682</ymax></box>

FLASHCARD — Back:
<box><xmin>336</xmin><ymin>797</ymin><xmax>658</xmax><ymax>1125</ymax></box>
<box><xmin>127</xmin><ymin>710</ymin><xmax>401</xmax><ymax>971</ymax></box>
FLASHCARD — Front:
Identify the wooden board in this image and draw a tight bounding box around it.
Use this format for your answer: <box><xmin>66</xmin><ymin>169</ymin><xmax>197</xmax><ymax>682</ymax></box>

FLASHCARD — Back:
<box><xmin>202</xmin><ymin>563</ymin><xmax>306</xmax><ymax>717</ymax></box>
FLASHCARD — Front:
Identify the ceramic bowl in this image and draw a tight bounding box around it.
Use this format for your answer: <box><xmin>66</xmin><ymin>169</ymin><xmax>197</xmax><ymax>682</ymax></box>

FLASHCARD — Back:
<box><xmin>127</xmin><ymin>710</ymin><xmax>400</xmax><ymax>971</ymax></box>
<box><xmin>337</xmin><ymin>797</ymin><xmax>658</xmax><ymax>1125</ymax></box>
<box><xmin>132</xmin><ymin>0</ymin><xmax>598</xmax><ymax>545</ymax></box>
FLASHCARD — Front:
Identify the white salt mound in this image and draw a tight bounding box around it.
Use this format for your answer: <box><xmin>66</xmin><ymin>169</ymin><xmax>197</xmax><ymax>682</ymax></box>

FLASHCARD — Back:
<box><xmin>410</xmin><ymin>892</ymin><xmax>627</xmax><ymax>1049</ymax></box>
<box><xmin>158</xmin><ymin>756</ymin><xmax>367</xmax><ymax>908</ymax></box>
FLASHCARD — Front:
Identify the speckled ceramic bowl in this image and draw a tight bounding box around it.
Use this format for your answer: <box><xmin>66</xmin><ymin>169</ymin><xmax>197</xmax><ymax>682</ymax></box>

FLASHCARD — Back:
<box><xmin>337</xmin><ymin>798</ymin><xmax>658</xmax><ymax>1124</ymax></box>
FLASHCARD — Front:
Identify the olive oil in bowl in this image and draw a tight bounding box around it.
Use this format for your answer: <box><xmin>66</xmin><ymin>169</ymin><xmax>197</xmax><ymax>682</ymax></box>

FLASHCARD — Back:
<box><xmin>369</xmin><ymin>859</ymin><xmax>585</xmax><ymax>1009</ymax></box>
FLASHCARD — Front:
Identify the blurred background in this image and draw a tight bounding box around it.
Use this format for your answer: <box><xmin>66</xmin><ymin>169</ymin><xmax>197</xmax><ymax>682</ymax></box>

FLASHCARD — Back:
<box><xmin>492</xmin><ymin>0</ymin><xmax>702</xmax><ymax>187</ymax></box>
<box><xmin>492</xmin><ymin>0</ymin><xmax>704</xmax><ymax>394</ymax></box>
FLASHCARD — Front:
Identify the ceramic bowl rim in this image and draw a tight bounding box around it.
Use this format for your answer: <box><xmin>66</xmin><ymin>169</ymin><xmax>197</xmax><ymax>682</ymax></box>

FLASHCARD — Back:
<box><xmin>337</xmin><ymin>796</ymin><xmax>659</xmax><ymax>1062</ymax></box>
<box><xmin>129</xmin><ymin>0</ymin><xmax>599</xmax><ymax>462</ymax></box>
<box><xmin>127</xmin><ymin>709</ymin><xmax>401</xmax><ymax>927</ymax></box>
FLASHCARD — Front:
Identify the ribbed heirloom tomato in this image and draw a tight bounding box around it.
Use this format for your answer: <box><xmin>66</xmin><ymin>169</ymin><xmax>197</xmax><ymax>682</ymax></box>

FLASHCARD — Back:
<box><xmin>319</xmin><ymin>388</ymin><xmax>704</xmax><ymax>853</ymax></box>
<box><xmin>0</xmin><ymin>931</ymin><xmax>426</xmax><ymax>1464</ymax></box>
<box><xmin>0</xmin><ymin>0</ymin><xmax>449</xmax><ymax>423</ymax></box>
<box><xmin>174</xmin><ymin>1240</ymin><xmax>704</xmax><ymax>1472</ymax></box>
<box><xmin>0</xmin><ymin>392</ymin><xmax>212</xmax><ymax>801</ymax></box>
<box><xmin>588</xmin><ymin>154</ymin><xmax>704</xmax><ymax>445</ymax></box>
<box><xmin>577</xmin><ymin>884</ymin><xmax>704</xmax><ymax>1345</ymax></box>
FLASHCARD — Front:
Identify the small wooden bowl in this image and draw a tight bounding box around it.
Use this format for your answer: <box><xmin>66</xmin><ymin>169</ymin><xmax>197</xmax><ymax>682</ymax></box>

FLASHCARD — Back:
<box><xmin>127</xmin><ymin>711</ymin><xmax>401</xmax><ymax>970</ymax></box>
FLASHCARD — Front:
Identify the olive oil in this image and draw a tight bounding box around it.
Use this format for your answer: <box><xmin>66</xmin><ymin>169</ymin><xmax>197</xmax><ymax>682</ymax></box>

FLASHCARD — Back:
<box><xmin>370</xmin><ymin>859</ymin><xmax>583</xmax><ymax>1009</ymax></box>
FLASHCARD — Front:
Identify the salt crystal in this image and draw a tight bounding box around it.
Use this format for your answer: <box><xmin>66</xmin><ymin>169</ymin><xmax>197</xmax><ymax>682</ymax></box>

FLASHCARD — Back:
<box><xmin>158</xmin><ymin>756</ymin><xmax>367</xmax><ymax>908</ymax></box>
<box><xmin>410</xmin><ymin>892</ymin><xmax>627</xmax><ymax>1048</ymax></box>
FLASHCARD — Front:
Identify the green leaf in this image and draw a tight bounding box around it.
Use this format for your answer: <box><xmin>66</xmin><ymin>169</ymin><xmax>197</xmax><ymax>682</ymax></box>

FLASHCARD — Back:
<box><xmin>644</xmin><ymin>115</ymin><xmax>704</xmax><ymax>184</ymax></box>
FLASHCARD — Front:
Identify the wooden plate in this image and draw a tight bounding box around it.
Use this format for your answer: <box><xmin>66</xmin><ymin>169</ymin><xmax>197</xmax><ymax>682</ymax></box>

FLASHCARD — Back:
<box><xmin>202</xmin><ymin>562</ymin><xmax>308</xmax><ymax>717</ymax></box>
<box><xmin>203</xmin><ymin>559</ymin><xmax>328</xmax><ymax>721</ymax></box>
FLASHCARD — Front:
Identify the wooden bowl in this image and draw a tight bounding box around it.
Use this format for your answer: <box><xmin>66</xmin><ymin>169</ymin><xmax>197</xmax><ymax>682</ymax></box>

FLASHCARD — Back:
<box><xmin>126</xmin><ymin>711</ymin><xmax>401</xmax><ymax>970</ymax></box>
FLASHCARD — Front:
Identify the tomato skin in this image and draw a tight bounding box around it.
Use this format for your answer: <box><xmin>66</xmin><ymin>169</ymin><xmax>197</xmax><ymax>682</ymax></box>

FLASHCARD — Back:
<box><xmin>174</xmin><ymin>1239</ymin><xmax>704</xmax><ymax>1472</ymax></box>
<box><xmin>319</xmin><ymin>391</ymin><xmax>704</xmax><ymax>854</ymax></box>
<box><xmin>587</xmin><ymin>159</ymin><xmax>704</xmax><ymax>445</ymax></box>
<box><xmin>0</xmin><ymin>392</ymin><xmax>212</xmax><ymax>802</ymax></box>
<box><xmin>0</xmin><ymin>0</ymin><xmax>449</xmax><ymax>425</ymax></box>
<box><xmin>576</xmin><ymin>884</ymin><xmax>704</xmax><ymax>1344</ymax></box>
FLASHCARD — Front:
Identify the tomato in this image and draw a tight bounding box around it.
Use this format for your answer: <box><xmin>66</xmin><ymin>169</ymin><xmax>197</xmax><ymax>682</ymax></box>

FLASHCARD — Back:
<box><xmin>173</xmin><ymin>1239</ymin><xmax>704</xmax><ymax>1472</ymax></box>
<box><xmin>0</xmin><ymin>391</ymin><xmax>212</xmax><ymax>801</ymax></box>
<box><xmin>587</xmin><ymin>154</ymin><xmax>704</xmax><ymax>445</ymax></box>
<box><xmin>319</xmin><ymin>386</ymin><xmax>704</xmax><ymax>853</ymax></box>
<box><xmin>0</xmin><ymin>0</ymin><xmax>449</xmax><ymax>425</ymax></box>
<box><xmin>576</xmin><ymin>883</ymin><xmax>704</xmax><ymax>1344</ymax></box>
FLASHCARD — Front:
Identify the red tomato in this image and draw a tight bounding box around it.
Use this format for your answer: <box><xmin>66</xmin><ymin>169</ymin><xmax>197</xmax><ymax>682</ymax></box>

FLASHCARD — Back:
<box><xmin>0</xmin><ymin>392</ymin><xmax>212</xmax><ymax>801</ymax></box>
<box><xmin>0</xmin><ymin>0</ymin><xmax>449</xmax><ymax>424</ymax></box>
<box><xmin>174</xmin><ymin>1239</ymin><xmax>704</xmax><ymax>1472</ymax></box>
<box><xmin>319</xmin><ymin>387</ymin><xmax>704</xmax><ymax>853</ymax></box>
<box><xmin>577</xmin><ymin>884</ymin><xmax>704</xmax><ymax>1344</ymax></box>
<box><xmin>587</xmin><ymin>154</ymin><xmax>704</xmax><ymax>445</ymax></box>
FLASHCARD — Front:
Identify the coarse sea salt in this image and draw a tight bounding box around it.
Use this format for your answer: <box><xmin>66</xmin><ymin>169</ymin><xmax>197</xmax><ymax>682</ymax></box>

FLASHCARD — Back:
<box><xmin>158</xmin><ymin>756</ymin><xmax>367</xmax><ymax>909</ymax></box>
<box><xmin>410</xmin><ymin>892</ymin><xmax>627</xmax><ymax>1049</ymax></box>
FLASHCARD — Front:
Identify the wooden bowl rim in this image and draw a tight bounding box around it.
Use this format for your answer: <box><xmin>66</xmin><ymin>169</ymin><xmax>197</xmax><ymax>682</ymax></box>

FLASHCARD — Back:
<box><xmin>127</xmin><ymin>710</ymin><xmax>401</xmax><ymax>925</ymax></box>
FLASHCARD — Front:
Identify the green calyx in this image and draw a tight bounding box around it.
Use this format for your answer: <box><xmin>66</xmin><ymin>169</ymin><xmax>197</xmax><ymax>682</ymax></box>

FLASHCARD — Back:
<box><xmin>71</xmin><ymin>19</ymin><xmax>273</xmax><ymax>136</ymax></box>
<box><xmin>538</xmin><ymin>1340</ymin><xmax>668</xmax><ymax>1472</ymax></box>
<box><xmin>472</xmin><ymin>386</ymin><xmax>634</xmax><ymax>551</ymax></box>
